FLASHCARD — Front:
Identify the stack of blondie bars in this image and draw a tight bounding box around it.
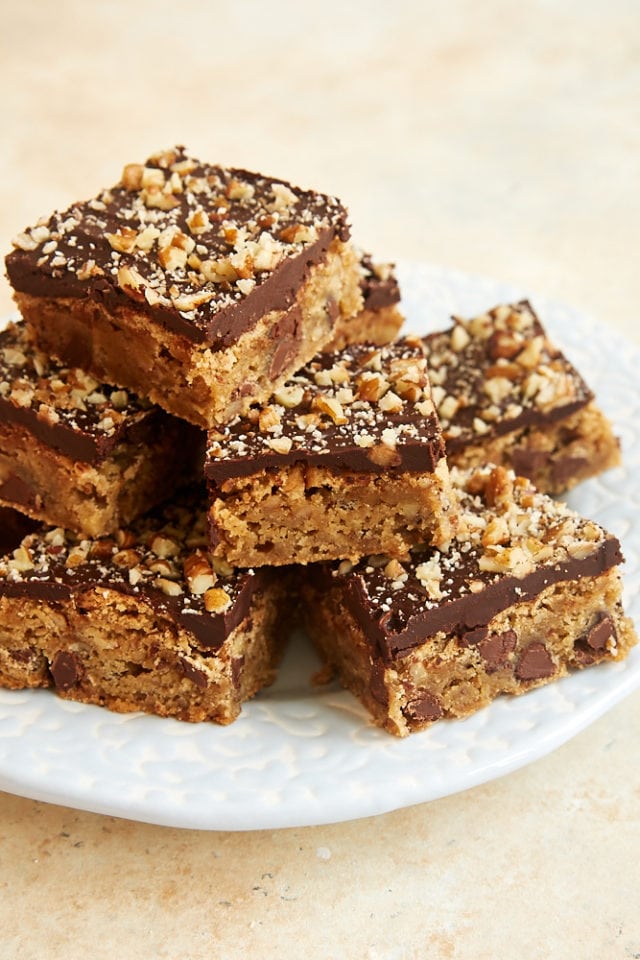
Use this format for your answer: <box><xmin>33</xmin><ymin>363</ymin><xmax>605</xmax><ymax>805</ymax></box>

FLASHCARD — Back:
<box><xmin>0</xmin><ymin>147</ymin><xmax>636</xmax><ymax>735</ymax></box>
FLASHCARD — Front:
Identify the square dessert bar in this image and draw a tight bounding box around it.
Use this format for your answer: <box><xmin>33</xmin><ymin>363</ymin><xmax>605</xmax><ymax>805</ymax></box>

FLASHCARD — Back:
<box><xmin>302</xmin><ymin>464</ymin><xmax>637</xmax><ymax>736</ymax></box>
<box><xmin>205</xmin><ymin>338</ymin><xmax>459</xmax><ymax>567</ymax></box>
<box><xmin>0</xmin><ymin>319</ymin><xmax>203</xmax><ymax>537</ymax></box>
<box><xmin>0</xmin><ymin>490</ymin><xmax>289</xmax><ymax>724</ymax></box>
<box><xmin>422</xmin><ymin>301</ymin><xmax>620</xmax><ymax>494</ymax></box>
<box><xmin>326</xmin><ymin>252</ymin><xmax>404</xmax><ymax>351</ymax></box>
<box><xmin>5</xmin><ymin>147</ymin><xmax>364</xmax><ymax>428</ymax></box>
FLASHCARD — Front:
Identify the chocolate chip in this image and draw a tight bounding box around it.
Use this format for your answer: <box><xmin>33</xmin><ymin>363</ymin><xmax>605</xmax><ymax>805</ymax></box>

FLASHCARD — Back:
<box><xmin>0</xmin><ymin>506</ymin><xmax>38</xmax><ymax>554</ymax></box>
<box><xmin>369</xmin><ymin>661</ymin><xmax>389</xmax><ymax>707</ymax></box>
<box><xmin>269</xmin><ymin>340</ymin><xmax>297</xmax><ymax>379</ymax></box>
<box><xmin>478</xmin><ymin>629</ymin><xmax>517</xmax><ymax>673</ymax></box>
<box><xmin>572</xmin><ymin>646</ymin><xmax>596</xmax><ymax>667</ymax></box>
<box><xmin>510</xmin><ymin>447</ymin><xmax>550</xmax><ymax>480</ymax></box>
<box><xmin>180</xmin><ymin>658</ymin><xmax>208</xmax><ymax>689</ymax></box>
<box><xmin>325</xmin><ymin>296</ymin><xmax>339</xmax><ymax>325</ymax></box>
<box><xmin>515</xmin><ymin>641</ymin><xmax>555</xmax><ymax>681</ymax></box>
<box><xmin>404</xmin><ymin>692</ymin><xmax>444</xmax><ymax>722</ymax></box>
<box><xmin>584</xmin><ymin>613</ymin><xmax>616</xmax><ymax>651</ymax></box>
<box><xmin>460</xmin><ymin>625</ymin><xmax>488</xmax><ymax>647</ymax></box>
<box><xmin>573</xmin><ymin>613</ymin><xmax>617</xmax><ymax>666</ymax></box>
<box><xmin>9</xmin><ymin>647</ymin><xmax>37</xmax><ymax>664</ymax></box>
<box><xmin>0</xmin><ymin>474</ymin><xmax>40</xmax><ymax>512</ymax></box>
<box><xmin>231</xmin><ymin>655</ymin><xmax>245</xmax><ymax>689</ymax></box>
<box><xmin>269</xmin><ymin>305</ymin><xmax>302</xmax><ymax>378</ymax></box>
<box><xmin>550</xmin><ymin>456</ymin><xmax>588</xmax><ymax>489</ymax></box>
<box><xmin>208</xmin><ymin>518</ymin><xmax>222</xmax><ymax>548</ymax></box>
<box><xmin>238</xmin><ymin>381</ymin><xmax>256</xmax><ymax>398</ymax></box>
<box><xmin>50</xmin><ymin>650</ymin><xmax>81</xmax><ymax>691</ymax></box>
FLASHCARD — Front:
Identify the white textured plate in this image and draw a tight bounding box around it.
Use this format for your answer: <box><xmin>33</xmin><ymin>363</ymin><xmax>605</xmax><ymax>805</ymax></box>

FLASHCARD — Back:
<box><xmin>0</xmin><ymin>261</ymin><xmax>639</xmax><ymax>831</ymax></box>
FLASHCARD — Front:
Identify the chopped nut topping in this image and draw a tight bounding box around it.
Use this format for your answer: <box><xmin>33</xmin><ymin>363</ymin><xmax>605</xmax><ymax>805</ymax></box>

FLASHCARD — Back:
<box><xmin>326</xmin><ymin>465</ymin><xmax>615</xmax><ymax>641</ymax></box>
<box><xmin>112</xmin><ymin>549</ymin><xmax>143</xmax><ymax>569</ymax></box>
<box><xmin>10</xmin><ymin>545</ymin><xmax>34</xmax><ymax>572</ymax></box>
<box><xmin>148</xmin><ymin>558</ymin><xmax>179</xmax><ymax>578</ymax></box>
<box><xmin>415</xmin><ymin>556</ymin><xmax>443</xmax><ymax>598</ymax></box>
<box><xmin>421</xmin><ymin>302</ymin><xmax>592</xmax><ymax>448</ymax></box>
<box><xmin>121</xmin><ymin>163</ymin><xmax>144</xmax><ymax>191</ymax></box>
<box><xmin>258</xmin><ymin>405</ymin><xmax>282</xmax><ymax>433</ymax></box>
<box><xmin>155</xmin><ymin>576</ymin><xmax>183</xmax><ymax>596</ymax></box>
<box><xmin>186</xmin><ymin>208</ymin><xmax>211</xmax><ymax>235</ymax></box>
<box><xmin>438</xmin><ymin>395</ymin><xmax>459</xmax><ymax>420</ymax></box>
<box><xmin>383</xmin><ymin>558</ymin><xmax>405</xmax><ymax>581</ymax></box>
<box><xmin>8</xmin><ymin>146</ymin><xmax>349</xmax><ymax>339</ymax></box>
<box><xmin>205</xmin><ymin>340</ymin><xmax>441</xmax><ymax>478</ymax></box>
<box><xmin>204</xmin><ymin>587</ymin><xmax>232</xmax><ymax>613</ymax></box>
<box><xmin>12</xmin><ymin>231</ymin><xmax>39</xmax><ymax>252</ymax></box>
<box><xmin>356</xmin><ymin>372</ymin><xmax>388</xmax><ymax>402</ymax></box>
<box><xmin>274</xmin><ymin>384</ymin><xmax>304</xmax><ymax>408</ymax></box>
<box><xmin>366</xmin><ymin>442</ymin><xmax>402</xmax><ymax>468</ymax></box>
<box><xmin>150</xmin><ymin>534</ymin><xmax>180</xmax><ymax>558</ymax></box>
<box><xmin>76</xmin><ymin>260</ymin><xmax>105</xmax><ymax>281</ymax></box>
<box><xmin>450</xmin><ymin>324</ymin><xmax>471</xmax><ymax>352</ymax></box>
<box><xmin>183</xmin><ymin>552</ymin><xmax>216</xmax><ymax>595</ymax></box>
<box><xmin>211</xmin><ymin>556</ymin><xmax>234</xmax><ymax>577</ymax></box>
<box><xmin>312</xmin><ymin>395</ymin><xmax>347</xmax><ymax>425</ymax></box>
<box><xmin>0</xmin><ymin>320</ymin><xmax>153</xmax><ymax>445</ymax></box>
<box><xmin>106</xmin><ymin>227</ymin><xmax>138</xmax><ymax>253</ymax></box>
<box><xmin>117</xmin><ymin>264</ymin><xmax>146</xmax><ymax>298</ymax></box>
<box><xmin>378</xmin><ymin>391</ymin><xmax>403</xmax><ymax>413</ymax></box>
<box><xmin>0</xmin><ymin>493</ymin><xmax>254</xmax><ymax>630</ymax></box>
<box><xmin>266</xmin><ymin>436</ymin><xmax>293</xmax><ymax>454</ymax></box>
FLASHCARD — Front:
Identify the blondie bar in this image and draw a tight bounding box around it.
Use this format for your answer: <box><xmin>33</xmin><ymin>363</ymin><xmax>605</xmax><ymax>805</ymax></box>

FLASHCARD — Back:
<box><xmin>0</xmin><ymin>319</ymin><xmax>203</xmax><ymax>537</ymax></box>
<box><xmin>205</xmin><ymin>338</ymin><xmax>458</xmax><ymax>566</ymax></box>
<box><xmin>327</xmin><ymin>253</ymin><xmax>404</xmax><ymax>350</ymax></box>
<box><xmin>422</xmin><ymin>301</ymin><xmax>620</xmax><ymax>493</ymax></box>
<box><xmin>6</xmin><ymin>147</ymin><xmax>363</xmax><ymax>427</ymax></box>
<box><xmin>302</xmin><ymin>464</ymin><xmax>637</xmax><ymax>735</ymax></box>
<box><xmin>0</xmin><ymin>490</ymin><xmax>288</xmax><ymax>723</ymax></box>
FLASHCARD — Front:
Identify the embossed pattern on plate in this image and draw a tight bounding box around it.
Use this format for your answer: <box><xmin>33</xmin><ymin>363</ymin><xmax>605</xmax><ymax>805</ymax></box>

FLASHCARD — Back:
<box><xmin>0</xmin><ymin>262</ymin><xmax>638</xmax><ymax>831</ymax></box>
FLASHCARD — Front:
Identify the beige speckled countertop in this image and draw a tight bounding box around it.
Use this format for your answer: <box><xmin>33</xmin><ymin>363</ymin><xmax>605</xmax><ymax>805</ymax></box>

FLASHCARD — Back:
<box><xmin>1</xmin><ymin>3</ymin><xmax>639</xmax><ymax>958</ymax></box>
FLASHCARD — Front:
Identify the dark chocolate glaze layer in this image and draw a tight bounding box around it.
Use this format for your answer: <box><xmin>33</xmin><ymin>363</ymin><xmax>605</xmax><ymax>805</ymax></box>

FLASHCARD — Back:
<box><xmin>313</xmin><ymin>465</ymin><xmax>625</xmax><ymax>663</ymax></box>
<box><xmin>0</xmin><ymin>321</ymin><xmax>180</xmax><ymax>463</ymax></box>
<box><xmin>359</xmin><ymin>254</ymin><xmax>400</xmax><ymax>312</ymax></box>
<box><xmin>0</xmin><ymin>393</ymin><xmax>173</xmax><ymax>464</ymax></box>
<box><xmin>0</xmin><ymin>489</ymin><xmax>268</xmax><ymax>649</ymax></box>
<box><xmin>0</xmin><ymin>563</ymin><xmax>263</xmax><ymax>650</ymax></box>
<box><xmin>5</xmin><ymin>148</ymin><xmax>351</xmax><ymax>347</ymax></box>
<box><xmin>335</xmin><ymin>536</ymin><xmax>622</xmax><ymax>662</ymax></box>
<box><xmin>422</xmin><ymin>301</ymin><xmax>594</xmax><ymax>449</ymax></box>
<box><xmin>205</xmin><ymin>339</ymin><xmax>445</xmax><ymax>482</ymax></box>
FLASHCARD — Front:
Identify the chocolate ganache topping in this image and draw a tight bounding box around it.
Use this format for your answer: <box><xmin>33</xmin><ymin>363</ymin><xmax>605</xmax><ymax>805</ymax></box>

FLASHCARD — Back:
<box><xmin>0</xmin><ymin>320</ymin><xmax>166</xmax><ymax>462</ymax></box>
<box><xmin>204</xmin><ymin>338</ymin><xmax>446</xmax><ymax>482</ymax></box>
<box><xmin>358</xmin><ymin>253</ymin><xmax>401</xmax><ymax>312</ymax></box>
<box><xmin>323</xmin><ymin>465</ymin><xmax>624</xmax><ymax>662</ymax></box>
<box><xmin>5</xmin><ymin>147</ymin><xmax>351</xmax><ymax>347</ymax></box>
<box><xmin>422</xmin><ymin>301</ymin><xmax>593</xmax><ymax>450</ymax></box>
<box><xmin>0</xmin><ymin>489</ymin><xmax>267</xmax><ymax>649</ymax></box>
